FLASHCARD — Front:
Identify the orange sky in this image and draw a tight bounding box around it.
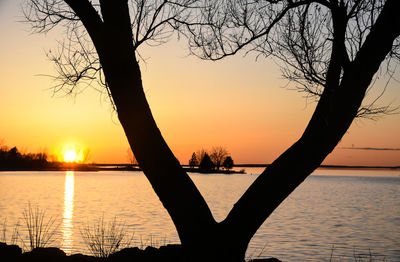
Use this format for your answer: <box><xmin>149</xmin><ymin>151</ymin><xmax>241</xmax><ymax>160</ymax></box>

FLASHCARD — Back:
<box><xmin>1</xmin><ymin>1</ymin><xmax>399</xmax><ymax>166</ymax></box>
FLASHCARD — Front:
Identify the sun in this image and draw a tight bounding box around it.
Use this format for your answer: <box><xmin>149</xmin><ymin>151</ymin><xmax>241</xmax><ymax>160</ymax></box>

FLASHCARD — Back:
<box><xmin>64</xmin><ymin>150</ymin><xmax>77</xmax><ymax>163</ymax></box>
<box><xmin>58</xmin><ymin>143</ymin><xmax>87</xmax><ymax>163</ymax></box>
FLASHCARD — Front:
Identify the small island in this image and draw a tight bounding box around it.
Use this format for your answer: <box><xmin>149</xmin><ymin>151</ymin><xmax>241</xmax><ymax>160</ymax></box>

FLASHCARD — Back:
<box><xmin>184</xmin><ymin>147</ymin><xmax>245</xmax><ymax>174</ymax></box>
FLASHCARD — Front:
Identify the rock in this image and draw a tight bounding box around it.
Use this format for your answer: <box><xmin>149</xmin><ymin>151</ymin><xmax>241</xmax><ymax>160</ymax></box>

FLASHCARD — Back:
<box><xmin>0</xmin><ymin>242</ymin><xmax>22</xmax><ymax>261</ymax></box>
<box><xmin>22</xmin><ymin>247</ymin><xmax>67</xmax><ymax>262</ymax></box>
<box><xmin>31</xmin><ymin>247</ymin><xmax>67</xmax><ymax>256</ymax></box>
<box><xmin>109</xmin><ymin>247</ymin><xmax>142</xmax><ymax>261</ymax></box>
<box><xmin>249</xmin><ymin>258</ymin><xmax>282</xmax><ymax>262</ymax></box>
<box><xmin>1</xmin><ymin>242</ymin><xmax>280</xmax><ymax>262</ymax></box>
<box><xmin>68</xmin><ymin>253</ymin><xmax>101</xmax><ymax>262</ymax></box>
<box><xmin>109</xmin><ymin>245</ymin><xmax>187</xmax><ymax>262</ymax></box>
<box><xmin>143</xmin><ymin>246</ymin><xmax>159</xmax><ymax>261</ymax></box>
<box><xmin>158</xmin><ymin>244</ymin><xmax>186</xmax><ymax>261</ymax></box>
<box><xmin>144</xmin><ymin>246</ymin><xmax>157</xmax><ymax>253</ymax></box>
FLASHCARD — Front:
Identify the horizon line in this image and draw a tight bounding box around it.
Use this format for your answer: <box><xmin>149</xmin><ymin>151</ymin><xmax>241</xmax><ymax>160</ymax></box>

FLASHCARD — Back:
<box><xmin>91</xmin><ymin>163</ymin><xmax>400</xmax><ymax>169</ymax></box>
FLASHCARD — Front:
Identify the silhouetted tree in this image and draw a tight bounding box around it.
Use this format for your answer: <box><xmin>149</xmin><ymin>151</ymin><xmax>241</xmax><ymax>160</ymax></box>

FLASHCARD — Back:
<box><xmin>0</xmin><ymin>145</ymin><xmax>49</xmax><ymax>169</ymax></box>
<box><xmin>180</xmin><ymin>0</ymin><xmax>400</xmax><ymax>259</ymax></box>
<box><xmin>25</xmin><ymin>0</ymin><xmax>400</xmax><ymax>261</ymax></box>
<box><xmin>24</xmin><ymin>1</ymin><xmax>218</xmax><ymax>259</ymax></box>
<box><xmin>26</xmin><ymin>152</ymin><xmax>48</xmax><ymax>168</ymax></box>
<box><xmin>8</xmin><ymin>147</ymin><xmax>21</xmax><ymax>158</ymax></box>
<box><xmin>222</xmin><ymin>156</ymin><xmax>234</xmax><ymax>171</ymax></box>
<box><xmin>188</xmin><ymin>152</ymin><xmax>198</xmax><ymax>168</ymax></box>
<box><xmin>195</xmin><ymin>148</ymin><xmax>207</xmax><ymax>164</ymax></box>
<box><xmin>199</xmin><ymin>153</ymin><xmax>215</xmax><ymax>171</ymax></box>
<box><xmin>209</xmin><ymin>146</ymin><xmax>229</xmax><ymax>170</ymax></box>
<box><xmin>5</xmin><ymin>147</ymin><xmax>23</xmax><ymax>168</ymax></box>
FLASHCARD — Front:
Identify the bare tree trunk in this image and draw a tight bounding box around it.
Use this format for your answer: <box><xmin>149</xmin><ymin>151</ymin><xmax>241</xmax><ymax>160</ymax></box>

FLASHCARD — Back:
<box><xmin>101</xmin><ymin>30</ymin><xmax>218</xmax><ymax>258</ymax></box>
<box><xmin>65</xmin><ymin>0</ymin><xmax>218</xmax><ymax>256</ymax></box>
<box><xmin>64</xmin><ymin>1</ymin><xmax>400</xmax><ymax>261</ymax></box>
<box><xmin>221</xmin><ymin>0</ymin><xmax>400</xmax><ymax>254</ymax></box>
<box><xmin>108</xmin><ymin>60</ymin><xmax>219</xmax><ymax>245</ymax></box>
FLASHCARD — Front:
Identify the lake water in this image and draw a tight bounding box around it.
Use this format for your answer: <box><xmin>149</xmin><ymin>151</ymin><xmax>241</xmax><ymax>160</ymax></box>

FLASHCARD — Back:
<box><xmin>0</xmin><ymin>168</ymin><xmax>399</xmax><ymax>261</ymax></box>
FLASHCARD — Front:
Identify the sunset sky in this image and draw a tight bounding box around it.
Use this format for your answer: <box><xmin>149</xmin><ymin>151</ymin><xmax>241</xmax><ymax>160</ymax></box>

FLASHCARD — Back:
<box><xmin>1</xmin><ymin>0</ymin><xmax>400</xmax><ymax>166</ymax></box>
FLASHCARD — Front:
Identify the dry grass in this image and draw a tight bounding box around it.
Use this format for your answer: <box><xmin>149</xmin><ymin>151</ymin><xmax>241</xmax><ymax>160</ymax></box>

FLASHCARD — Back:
<box><xmin>22</xmin><ymin>203</ymin><xmax>60</xmax><ymax>250</ymax></box>
<box><xmin>80</xmin><ymin>216</ymin><xmax>132</xmax><ymax>257</ymax></box>
<box><xmin>1</xmin><ymin>218</ymin><xmax>6</xmax><ymax>242</ymax></box>
<box><xmin>136</xmin><ymin>234</ymin><xmax>167</xmax><ymax>250</ymax></box>
<box><xmin>329</xmin><ymin>245</ymin><xmax>387</xmax><ymax>262</ymax></box>
<box><xmin>1</xmin><ymin>217</ymin><xmax>21</xmax><ymax>245</ymax></box>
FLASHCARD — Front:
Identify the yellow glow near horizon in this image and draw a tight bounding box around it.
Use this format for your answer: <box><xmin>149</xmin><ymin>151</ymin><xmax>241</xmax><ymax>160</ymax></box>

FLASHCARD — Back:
<box><xmin>64</xmin><ymin>150</ymin><xmax>77</xmax><ymax>162</ymax></box>
<box><xmin>60</xmin><ymin>143</ymin><xmax>87</xmax><ymax>163</ymax></box>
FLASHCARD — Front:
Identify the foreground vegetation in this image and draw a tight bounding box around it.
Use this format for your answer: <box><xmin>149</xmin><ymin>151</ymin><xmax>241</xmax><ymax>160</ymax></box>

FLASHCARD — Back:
<box><xmin>0</xmin><ymin>204</ymin><xmax>390</xmax><ymax>262</ymax></box>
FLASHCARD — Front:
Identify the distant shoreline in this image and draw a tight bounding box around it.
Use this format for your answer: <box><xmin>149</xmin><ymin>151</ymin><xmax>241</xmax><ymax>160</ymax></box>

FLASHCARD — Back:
<box><xmin>233</xmin><ymin>164</ymin><xmax>400</xmax><ymax>170</ymax></box>
<box><xmin>0</xmin><ymin>164</ymin><xmax>399</xmax><ymax>172</ymax></box>
<box><xmin>0</xmin><ymin>165</ymin><xmax>245</xmax><ymax>173</ymax></box>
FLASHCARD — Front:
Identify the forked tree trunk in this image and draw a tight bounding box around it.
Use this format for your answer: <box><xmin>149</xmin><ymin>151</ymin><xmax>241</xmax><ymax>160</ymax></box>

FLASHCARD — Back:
<box><xmin>64</xmin><ymin>0</ymin><xmax>400</xmax><ymax>261</ymax></box>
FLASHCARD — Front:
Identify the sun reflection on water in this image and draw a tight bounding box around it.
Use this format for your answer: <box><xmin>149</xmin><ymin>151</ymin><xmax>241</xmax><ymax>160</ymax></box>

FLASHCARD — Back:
<box><xmin>62</xmin><ymin>171</ymin><xmax>75</xmax><ymax>254</ymax></box>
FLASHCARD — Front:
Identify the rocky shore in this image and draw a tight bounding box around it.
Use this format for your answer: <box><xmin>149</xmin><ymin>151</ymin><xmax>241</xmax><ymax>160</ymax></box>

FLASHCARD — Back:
<box><xmin>0</xmin><ymin>242</ymin><xmax>281</xmax><ymax>262</ymax></box>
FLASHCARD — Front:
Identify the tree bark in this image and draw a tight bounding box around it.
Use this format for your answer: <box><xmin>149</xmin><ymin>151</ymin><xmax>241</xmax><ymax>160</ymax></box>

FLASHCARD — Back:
<box><xmin>65</xmin><ymin>0</ymin><xmax>217</xmax><ymax>255</ymax></box>
<box><xmin>64</xmin><ymin>0</ymin><xmax>400</xmax><ymax>261</ymax></box>
<box><xmin>221</xmin><ymin>0</ymin><xmax>400</xmax><ymax>253</ymax></box>
<box><xmin>102</xmin><ymin>19</ymin><xmax>218</xmax><ymax>256</ymax></box>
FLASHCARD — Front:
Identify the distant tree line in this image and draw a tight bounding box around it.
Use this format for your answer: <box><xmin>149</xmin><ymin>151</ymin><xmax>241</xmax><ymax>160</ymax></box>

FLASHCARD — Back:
<box><xmin>189</xmin><ymin>146</ymin><xmax>234</xmax><ymax>171</ymax></box>
<box><xmin>0</xmin><ymin>145</ymin><xmax>51</xmax><ymax>170</ymax></box>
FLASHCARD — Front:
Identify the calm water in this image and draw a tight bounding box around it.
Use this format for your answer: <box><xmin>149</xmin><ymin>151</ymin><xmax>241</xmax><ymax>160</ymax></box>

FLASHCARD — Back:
<box><xmin>0</xmin><ymin>168</ymin><xmax>399</xmax><ymax>261</ymax></box>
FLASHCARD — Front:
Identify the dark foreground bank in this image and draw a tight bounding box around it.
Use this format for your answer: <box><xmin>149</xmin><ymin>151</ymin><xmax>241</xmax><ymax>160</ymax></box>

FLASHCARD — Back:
<box><xmin>0</xmin><ymin>242</ymin><xmax>281</xmax><ymax>262</ymax></box>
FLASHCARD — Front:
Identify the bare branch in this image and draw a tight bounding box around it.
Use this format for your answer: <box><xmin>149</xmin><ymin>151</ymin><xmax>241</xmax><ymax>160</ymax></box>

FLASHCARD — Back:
<box><xmin>24</xmin><ymin>0</ymin><xmax>198</xmax><ymax>107</ymax></box>
<box><xmin>180</xmin><ymin>0</ymin><xmax>399</xmax><ymax>118</ymax></box>
<box><xmin>23</xmin><ymin>0</ymin><xmax>79</xmax><ymax>33</ymax></box>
